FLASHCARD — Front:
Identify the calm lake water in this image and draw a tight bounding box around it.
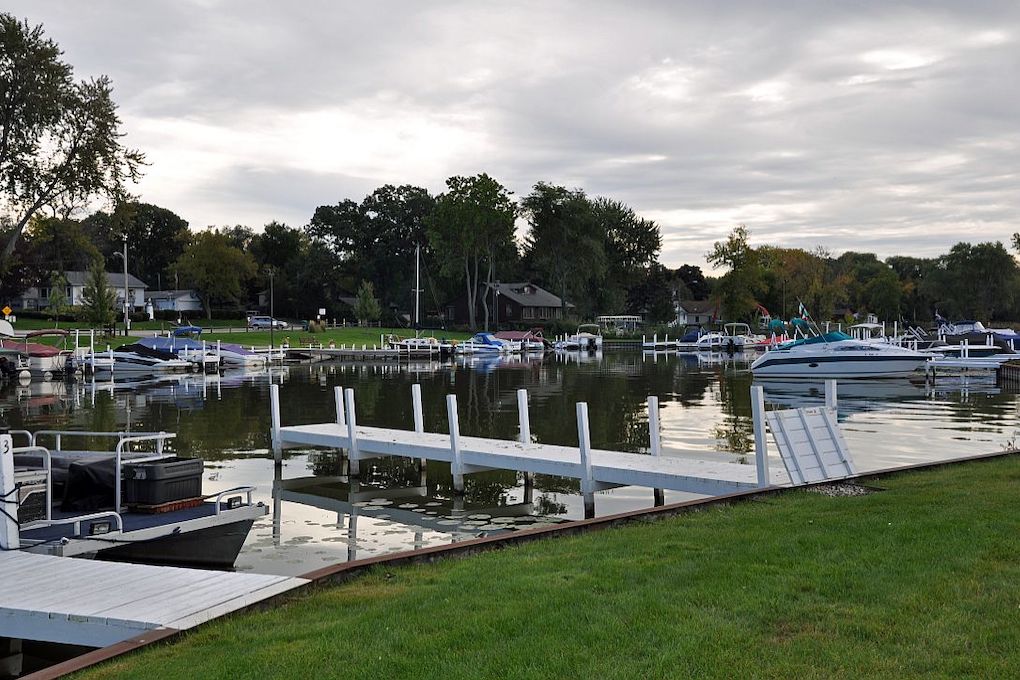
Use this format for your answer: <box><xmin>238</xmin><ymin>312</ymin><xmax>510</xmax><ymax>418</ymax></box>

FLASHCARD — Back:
<box><xmin>3</xmin><ymin>351</ymin><xmax>1016</xmax><ymax>576</ymax></box>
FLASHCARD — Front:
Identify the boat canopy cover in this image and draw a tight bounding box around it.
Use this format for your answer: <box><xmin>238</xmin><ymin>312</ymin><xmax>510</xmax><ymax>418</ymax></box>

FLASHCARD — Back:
<box><xmin>469</xmin><ymin>333</ymin><xmax>503</xmax><ymax>345</ymax></box>
<box><xmin>172</xmin><ymin>325</ymin><xmax>203</xmax><ymax>337</ymax></box>
<box><xmin>118</xmin><ymin>343</ymin><xmax>179</xmax><ymax>361</ymax></box>
<box><xmin>785</xmin><ymin>331</ymin><xmax>851</xmax><ymax>348</ymax></box>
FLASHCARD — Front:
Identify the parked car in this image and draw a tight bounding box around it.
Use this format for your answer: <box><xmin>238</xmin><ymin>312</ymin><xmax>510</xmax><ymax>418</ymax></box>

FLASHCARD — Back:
<box><xmin>248</xmin><ymin>316</ymin><xmax>288</xmax><ymax>330</ymax></box>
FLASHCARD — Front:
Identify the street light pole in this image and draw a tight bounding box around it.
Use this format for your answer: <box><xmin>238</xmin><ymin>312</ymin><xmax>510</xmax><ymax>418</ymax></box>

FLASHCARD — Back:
<box><xmin>268</xmin><ymin>267</ymin><xmax>275</xmax><ymax>350</ymax></box>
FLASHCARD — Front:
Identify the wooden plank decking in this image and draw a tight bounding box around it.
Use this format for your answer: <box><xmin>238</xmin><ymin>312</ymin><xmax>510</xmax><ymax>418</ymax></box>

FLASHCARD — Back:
<box><xmin>0</xmin><ymin>552</ymin><xmax>307</xmax><ymax>647</ymax></box>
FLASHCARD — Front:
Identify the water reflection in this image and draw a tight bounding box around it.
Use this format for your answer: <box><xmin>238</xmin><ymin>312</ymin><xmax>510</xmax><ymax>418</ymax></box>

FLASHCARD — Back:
<box><xmin>0</xmin><ymin>352</ymin><xmax>1016</xmax><ymax>575</ymax></box>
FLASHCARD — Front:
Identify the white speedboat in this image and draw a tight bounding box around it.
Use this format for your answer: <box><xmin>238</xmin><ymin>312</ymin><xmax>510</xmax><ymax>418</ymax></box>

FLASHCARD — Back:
<box><xmin>750</xmin><ymin>331</ymin><xmax>928</xmax><ymax>378</ymax></box>
<box><xmin>719</xmin><ymin>323</ymin><xmax>767</xmax><ymax>351</ymax></box>
<box><xmin>556</xmin><ymin>324</ymin><xmax>603</xmax><ymax>352</ymax></box>
<box><xmin>83</xmin><ymin>343</ymin><xmax>195</xmax><ymax>374</ymax></box>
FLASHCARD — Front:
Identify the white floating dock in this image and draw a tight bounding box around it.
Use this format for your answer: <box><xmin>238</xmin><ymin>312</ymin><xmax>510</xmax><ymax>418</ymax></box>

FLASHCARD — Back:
<box><xmin>271</xmin><ymin>385</ymin><xmax>790</xmax><ymax>518</ymax></box>
<box><xmin>0</xmin><ymin>552</ymin><xmax>307</xmax><ymax>647</ymax></box>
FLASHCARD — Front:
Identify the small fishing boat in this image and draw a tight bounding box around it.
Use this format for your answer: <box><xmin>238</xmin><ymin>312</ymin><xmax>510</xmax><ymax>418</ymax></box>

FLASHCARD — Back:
<box><xmin>83</xmin><ymin>343</ymin><xmax>195</xmax><ymax>374</ymax></box>
<box><xmin>555</xmin><ymin>324</ymin><xmax>603</xmax><ymax>351</ymax></box>
<box><xmin>454</xmin><ymin>332</ymin><xmax>510</xmax><ymax>355</ymax></box>
<box><xmin>750</xmin><ymin>331</ymin><xmax>928</xmax><ymax>378</ymax></box>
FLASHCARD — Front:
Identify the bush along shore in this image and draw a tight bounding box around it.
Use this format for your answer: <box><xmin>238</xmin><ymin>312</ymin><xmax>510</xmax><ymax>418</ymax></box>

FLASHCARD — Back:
<box><xmin>77</xmin><ymin>455</ymin><xmax>1020</xmax><ymax>679</ymax></box>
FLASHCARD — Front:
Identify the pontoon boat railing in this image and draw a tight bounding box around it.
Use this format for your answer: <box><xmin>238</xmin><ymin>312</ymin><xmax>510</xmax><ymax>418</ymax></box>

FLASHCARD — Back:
<box><xmin>13</xmin><ymin>445</ymin><xmax>52</xmax><ymax>522</ymax></box>
<box><xmin>21</xmin><ymin>511</ymin><xmax>124</xmax><ymax>539</ymax></box>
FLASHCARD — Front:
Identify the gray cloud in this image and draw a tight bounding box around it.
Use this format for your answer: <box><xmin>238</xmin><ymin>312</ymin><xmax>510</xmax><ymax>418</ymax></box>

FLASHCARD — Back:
<box><xmin>7</xmin><ymin>0</ymin><xmax>1019</xmax><ymax>267</ymax></box>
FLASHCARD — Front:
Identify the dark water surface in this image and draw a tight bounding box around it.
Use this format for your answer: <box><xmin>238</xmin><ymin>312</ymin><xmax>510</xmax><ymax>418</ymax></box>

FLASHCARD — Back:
<box><xmin>3</xmin><ymin>351</ymin><xmax>1015</xmax><ymax>576</ymax></box>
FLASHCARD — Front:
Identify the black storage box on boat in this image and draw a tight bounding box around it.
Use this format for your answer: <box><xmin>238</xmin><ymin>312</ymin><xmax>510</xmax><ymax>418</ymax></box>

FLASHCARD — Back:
<box><xmin>122</xmin><ymin>457</ymin><xmax>204</xmax><ymax>506</ymax></box>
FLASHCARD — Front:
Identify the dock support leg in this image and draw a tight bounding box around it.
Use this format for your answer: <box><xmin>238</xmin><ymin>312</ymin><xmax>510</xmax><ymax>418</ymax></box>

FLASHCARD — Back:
<box><xmin>648</xmin><ymin>396</ymin><xmax>664</xmax><ymax>507</ymax></box>
<box><xmin>750</xmin><ymin>386</ymin><xmax>770</xmax><ymax>488</ymax></box>
<box><xmin>344</xmin><ymin>388</ymin><xmax>361</xmax><ymax>477</ymax></box>
<box><xmin>447</xmin><ymin>394</ymin><xmax>465</xmax><ymax>495</ymax></box>
<box><xmin>269</xmin><ymin>383</ymin><xmax>282</xmax><ymax>468</ymax></box>
<box><xmin>412</xmin><ymin>384</ymin><xmax>427</xmax><ymax>474</ymax></box>
<box><xmin>517</xmin><ymin>388</ymin><xmax>536</xmax><ymax>496</ymax></box>
<box><xmin>0</xmin><ymin>432</ymin><xmax>19</xmax><ymax>550</ymax></box>
<box><xmin>824</xmin><ymin>380</ymin><xmax>837</xmax><ymax>412</ymax></box>
<box><xmin>576</xmin><ymin>402</ymin><xmax>596</xmax><ymax>519</ymax></box>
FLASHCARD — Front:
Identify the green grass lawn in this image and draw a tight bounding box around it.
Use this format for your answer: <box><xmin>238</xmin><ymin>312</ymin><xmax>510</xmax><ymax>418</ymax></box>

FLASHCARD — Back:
<box><xmin>78</xmin><ymin>456</ymin><xmax>1020</xmax><ymax>679</ymax></box>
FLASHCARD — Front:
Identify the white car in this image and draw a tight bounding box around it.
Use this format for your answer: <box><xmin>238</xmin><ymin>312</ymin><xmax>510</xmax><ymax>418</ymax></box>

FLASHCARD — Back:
<box><xmin>248</xmin><ymin>316</ymin><xmax>288</xmax><ymax>330</ymax></box>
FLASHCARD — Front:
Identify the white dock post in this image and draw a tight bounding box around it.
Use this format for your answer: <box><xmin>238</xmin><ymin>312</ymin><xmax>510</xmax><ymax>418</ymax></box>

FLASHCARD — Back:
<box><xmin>648</xmin><ymin>396</ymin><xmax>664</xmax><ymax>506</ymax></box>
<box><xmin>517</xmin><ymin>389</ymin><xmax>535</xmax><ymax>499</ymax></box>
<box><xmin>411</xmin><ymin>384</ymin><xmax>427</xmax><ymax>473</ymax></box>
<box><xmin>344</xmin><ymin>388</ymin><xmax>361</xmax><ymax>476</ymax></box>
<box><xmin>0</xmin><ymin>431</ymin><xmax>18</xmax><ymax>550</ymax></box>
<box><xmin>576</xmin><ymin>402</ymin><xmax>596</xmax><ymax>518</ymax></box>
<box><xmin>446</xmin><ymin>394</ymin><xmax>465</xmax><ymax>494</ymax></box>
<box><xmin>824</xmin><ymin>380</ymin><xmax>838</xmax><ymax>412</ymax></box>
<box><xmin>750</xmin><ymin>386</ymin><xmax>770</xmax><ymax>488</ymax></box>
<box><xmin>333</xmin><ymin>386</ymin><xmax>346</xmax><ymax>427</ymax></box>
<box><xmin>269</xmin><ymin>384</ymin><xmax>282</xmax><ymax>466</ymax></box>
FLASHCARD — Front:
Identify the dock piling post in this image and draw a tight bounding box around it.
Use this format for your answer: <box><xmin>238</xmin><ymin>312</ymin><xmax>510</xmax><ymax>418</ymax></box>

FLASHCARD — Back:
<box><xmin>269</xmin><ymin>383</ymin><xmax>282</xmax><ymax>467</ymax></box>
<box><xmin>0</xmin><ymin>432</ymin><xmax>18</xmax><ymax>550</ymax></box>
<box><xmin>750</xmin><ymin>386</ymin><xmax>770</xmax><ymax>488</ymax></box>
<box><xmin>576</xmin><ymin>402</ymin><xmax>596</xmax><ymax>518</ymax></box>
<box><xmin>447</xmin><ymin>394</ymin><xmax>465</xmax><ymax>494</ymax></box>
<box><xmin>334</xmin><ymin>386</ymin><xmax>346</xmax><ymax>427</ymax></box>
<box><xmin>412</xmin><ymin>384</ymin><xmax>427</xmax><ymax>475</ymax></box>
<box><xmin>648</xmin><ymin>396</ymin><xmax>664</xmax><ymax>506</ymax></box>
<box><xmin>824</xmin><ymin>380</ymin><xmax>837</xmax><ymax>411</ymax></box>
<box><xmin>517</xmin><ymin>389</ymin><xmax>535</xmax><ymax>499</ymax></box>
<box><xmin>344</xmin><ymin>388</ymin><xmax>361</xmax><ymax>476</ymax></box>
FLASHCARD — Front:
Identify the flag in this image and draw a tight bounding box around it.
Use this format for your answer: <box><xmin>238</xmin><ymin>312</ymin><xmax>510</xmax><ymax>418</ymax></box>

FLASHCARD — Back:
<box><xmin>798</xmin><ymin>302</ymin><xmax>811</xmax><ymax>320</ymax></box>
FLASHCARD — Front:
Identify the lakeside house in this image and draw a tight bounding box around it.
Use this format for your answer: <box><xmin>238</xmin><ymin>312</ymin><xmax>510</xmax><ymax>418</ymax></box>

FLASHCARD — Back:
<box><xmin>447</xmin><ymin>282</ymin><xmax>574</xmax><ymax>325</ymax></box>
<box><xmin>14</xmin><ymin>270</ymin><xmax>148</xmax><ymax>312</ymax></box>
<box><xmin>676</xmin><ymin>300</ymin><xmax>719</xmax><ymax>326</ymax></box>
<box><xmin>148</xmin><ymin>289</ymin><xmax>203</xmax><ymax>313</ymax></box>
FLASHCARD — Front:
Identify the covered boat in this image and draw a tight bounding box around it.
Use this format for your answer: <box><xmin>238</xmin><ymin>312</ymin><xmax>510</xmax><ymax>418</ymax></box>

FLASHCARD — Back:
<box><xmin>454</xmin><ymin>332</ymin><xmax>509</xmax><ymax>355</ymax></box>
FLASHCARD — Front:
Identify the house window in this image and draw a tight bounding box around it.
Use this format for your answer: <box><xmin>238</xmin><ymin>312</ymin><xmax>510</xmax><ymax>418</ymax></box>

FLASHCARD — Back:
<box><xmin>523</xmin><ymin>307</ymin><xmax>534</xmax><ymax>319</ymax></box>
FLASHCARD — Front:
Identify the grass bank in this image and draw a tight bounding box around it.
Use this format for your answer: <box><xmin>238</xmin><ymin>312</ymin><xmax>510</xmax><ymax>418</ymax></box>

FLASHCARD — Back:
<box><xmin>79</xmin><ymin>456</ymin><xmax>1020</xmax><ymax>679</ymax></box>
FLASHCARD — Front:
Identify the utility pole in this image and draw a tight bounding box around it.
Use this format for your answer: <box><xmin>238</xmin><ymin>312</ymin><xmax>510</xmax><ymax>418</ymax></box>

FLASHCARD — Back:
<box><xmin>122</xmin><ymin>236</ymin><xmax>129</xmax><ymax>335</ymax></box>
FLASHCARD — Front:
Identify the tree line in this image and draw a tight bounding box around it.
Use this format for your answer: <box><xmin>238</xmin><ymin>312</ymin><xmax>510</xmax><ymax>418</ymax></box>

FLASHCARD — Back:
<box><xmin>708</xmin><ymin>226</ymin><xmax>1020</xmax><ymax>324</ymax></box>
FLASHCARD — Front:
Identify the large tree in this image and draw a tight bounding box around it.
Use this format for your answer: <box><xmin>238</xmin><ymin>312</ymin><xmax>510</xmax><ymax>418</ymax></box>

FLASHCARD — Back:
<box><xmin>706</xmin><ymin>225</ymin><xmax>765</xmax><ymax>322</ymax></box>
<box><xmin>80</xmin><ymin>257</ymin><xmax>116</xmax><ymax>327</ymax></box>
<box><xmin>428</xmin><ymin>174</ymin><xmax>516</xmax><ymax>330</ymax></box>
<box><xmin>590</xmin><ymin>197</ymin><xmax>661</xmax><ymax>315</ymax></box>
<box><xmin>522</xmin><ymin>183</ymin><xmax>604</xmax><ymax>320</ymax></box>
<box><xmin>172</xmin><ymin>229</ymin><xmax>257</xmax><ymax>318</ymax></box>
<box><xmin>82</xmin><ymin>202</ymin><xmax>190</xmax><ymax>287</ymax></box>
<box><xmin>0</xmin><ymin>14</ymin><xmax>144</xmax><ymax>260</ymax></box>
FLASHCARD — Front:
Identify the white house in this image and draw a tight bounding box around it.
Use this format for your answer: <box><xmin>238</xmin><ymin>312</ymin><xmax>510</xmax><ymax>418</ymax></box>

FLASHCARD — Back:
<box><xmin>676</xmin><ymin>300</ymin><xmax>719</xmax><ymax>326</ymax></box>
<box><xmin>148</xmin><ymin>289</ymin><xmax>203</xmax><ymax>312</ymax></box>
<box><xmin>15</xmin><ymin>271</ymin><xmax>148</xmax><ymax>311</ymax></box>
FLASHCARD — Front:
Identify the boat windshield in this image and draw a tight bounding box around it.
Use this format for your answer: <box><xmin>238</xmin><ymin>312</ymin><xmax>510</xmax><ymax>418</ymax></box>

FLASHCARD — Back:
<box><xmin>783</xmin><ymin>331</ymin><xmax>851</xmax><ymax>348</ymax></box>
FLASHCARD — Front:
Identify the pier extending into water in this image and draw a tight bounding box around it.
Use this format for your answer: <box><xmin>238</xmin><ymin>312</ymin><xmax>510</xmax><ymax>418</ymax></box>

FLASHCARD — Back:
<box><xmin>270</xmin><ymin>384</ymin><xmax>790</xmax><ymax>517</ymax></box>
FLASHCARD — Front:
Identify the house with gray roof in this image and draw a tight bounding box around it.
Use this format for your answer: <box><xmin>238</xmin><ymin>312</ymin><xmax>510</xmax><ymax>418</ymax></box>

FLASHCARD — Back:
<box><xmin>447</xmin><ymin>282</ymin><xmax>574</xmax><ymax>325</ymax></box>
<box><xmin>14</xmin><ymin>270</ymin><xmax>148</xmax><ymax>312</ymax></box>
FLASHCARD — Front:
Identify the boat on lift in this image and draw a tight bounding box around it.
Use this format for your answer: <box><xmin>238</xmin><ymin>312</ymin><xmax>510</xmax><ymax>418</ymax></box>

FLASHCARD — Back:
<box><xmin>453</xmin><ymin>332</ymin><xmax>510</xmax><ymax>355</ymax></box>
<box><xmin>83</xmin><ymin>343</ymin><xmax>195</xmax><ymax>374</ymax></box>
<box><xmin>555</xmin><ymin>324</ymin><xmax>603</xmax><ymax>351</ymax></box>
<box><xmin>750</xmin><ymin>331</ymin><xmax>929</xmax><ymax>378</ymax></box>
<box><xmin>139</xmin><ymin>326</ymin><xmax>261</xmax><ymax>368</ymax></box>
<box><xmin>495</xmin><ymin>329</ymin><xmax>547</xmax><ymax>352</ymax></box>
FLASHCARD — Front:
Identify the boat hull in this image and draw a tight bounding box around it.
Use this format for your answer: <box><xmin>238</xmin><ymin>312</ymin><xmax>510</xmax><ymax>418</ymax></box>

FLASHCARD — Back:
<box><xmin>751</xmin><ymin>355</ymin><xmax>927</xmax><ymax>378</ymax></box>
<box><xmin>95</xmin><ymin>518</ymin><xmax>256</xmax><ymax>569</ymax></box>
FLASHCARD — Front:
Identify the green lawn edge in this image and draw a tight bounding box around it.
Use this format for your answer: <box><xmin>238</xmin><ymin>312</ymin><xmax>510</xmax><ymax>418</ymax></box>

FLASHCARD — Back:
<box><xmin>77</xmin><ymin>456</ymin><xmax>1020</xmax><ymax>679</ymax></box>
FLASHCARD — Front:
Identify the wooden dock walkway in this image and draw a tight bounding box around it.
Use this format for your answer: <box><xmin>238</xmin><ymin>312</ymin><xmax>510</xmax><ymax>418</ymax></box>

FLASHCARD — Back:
<box><xmin>0</xmin><ymin>552</ymin><xmax>307</xmax><ymax>647</ymax></box>
<box><xmin>271</xmin><ymin>384</ymin><xmax>788</xmax><ymax>517</ymax></box>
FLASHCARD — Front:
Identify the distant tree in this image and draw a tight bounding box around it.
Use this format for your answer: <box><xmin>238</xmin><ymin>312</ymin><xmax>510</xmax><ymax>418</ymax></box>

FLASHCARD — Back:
<box><xmin>862</xmin><ymin>268</ymin><xmax>902</xmax><ymax>321</ymax></box>
<box><xmin>676</xmin><ymin>264</ymin><xmax>710</xmax><ymax>300</ymax></box>
<box><xmin>588</xmin><ymin>198</ymin><xmax>661</xmax><ymax>314</ymax></box>
<box><xmin>46</xmin><ymin>271</ymin><xmax>68</xmax><ymax>323</ymax></box>
<box><xmin>172</xmin><ymin>229</ymin><xmax>257</xmax><ymax>319</ymax></box>
<box><xmin>428</xmin><ymin>174</ymin><xmax>517</xmax><ymax>330</ymax></box>
<box><xmin>353</xmin><ymin>280</ymin><xmax>381</xmax><ymax>324</ymax></box>
<box><xmin>886</xmin><ymin>255</ymin><xmax>938</xmax><ymax>322</ymax></box>
<box><xmin>706</xmin><ymin>225</ymin><xmax>765</xmax><ymax>321</ymax></box>
<box><xmin>0</xmin><ymin>14</ymin><xmax>144</xmax><ymax>261</ymax></box>
<box><xmin>80</xmin><ymin>258</ymin><xmax>116</xmax><ymax>327</ymax></box>
<box><xmin>25</xmin><ymin>216</ymin><xmax>99</xmax><ymax>273</ymax></box>
<box><xmin>522</xmin><ymin>183</ymin><xmax>603</xmax><ymax>320</ymax></box>
<box><xmin>925</xmin><ymin>241</ymin><xmax>1018</xmax><ymax>320</ymax></box>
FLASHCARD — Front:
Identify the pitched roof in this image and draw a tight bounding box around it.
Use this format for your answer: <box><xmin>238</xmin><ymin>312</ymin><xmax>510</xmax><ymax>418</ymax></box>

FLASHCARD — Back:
<box><xmin>63</xmin><ymin>270</ymin><xmax>148</xmax><ymax>289</ymax></box>
<box><xmin>484</xmin><ymin>282</ymin><xmax>574</xmax><ymax>309</ymax></box>
<box><xmin>678</xmin><ymin>300</ymin><xmax>717</xmax><ymax>314</ymax></box>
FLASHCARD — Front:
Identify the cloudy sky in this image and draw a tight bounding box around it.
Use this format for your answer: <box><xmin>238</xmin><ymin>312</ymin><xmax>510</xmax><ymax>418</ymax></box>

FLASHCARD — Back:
<box><xmin>9</xmin><ymin>1</ymin><xmax>1019</xmax><ymax>268</ymax></box>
